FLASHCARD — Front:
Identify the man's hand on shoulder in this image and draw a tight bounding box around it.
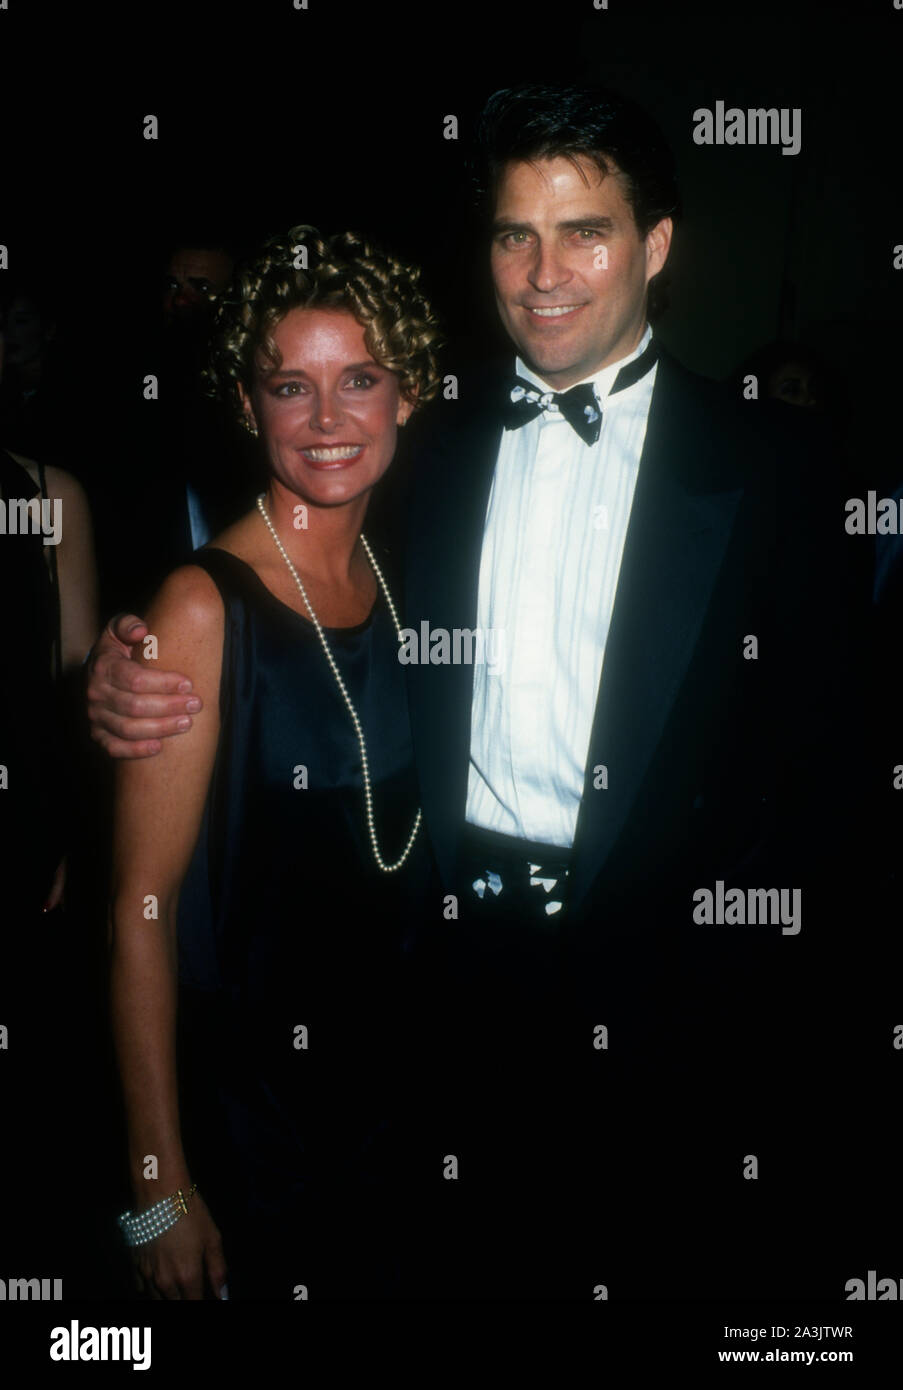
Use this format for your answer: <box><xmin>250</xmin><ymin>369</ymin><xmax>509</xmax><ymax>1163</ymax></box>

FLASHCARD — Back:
<box><xmin>86</xmin><ymin>610</ymin><xmax>204</xmax><ymax>760</ymax></box>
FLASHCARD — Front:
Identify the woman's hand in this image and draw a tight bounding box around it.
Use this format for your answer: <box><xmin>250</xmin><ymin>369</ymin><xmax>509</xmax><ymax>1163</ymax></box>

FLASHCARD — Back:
<box><xmin>131</xmin><ymin>1192</ymin><xmax>228</xmax><ymax>1300</ymax></box>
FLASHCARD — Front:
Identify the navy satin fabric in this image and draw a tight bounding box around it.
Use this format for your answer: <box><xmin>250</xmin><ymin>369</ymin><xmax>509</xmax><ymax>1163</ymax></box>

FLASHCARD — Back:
<box><xmin>175</xmin><ymin>546</ymin><xmax>432</xmax><ymax>1264</ymax></box>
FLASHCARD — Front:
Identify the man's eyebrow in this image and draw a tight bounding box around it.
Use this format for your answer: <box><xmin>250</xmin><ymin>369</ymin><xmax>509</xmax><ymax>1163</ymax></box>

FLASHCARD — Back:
<box><xmin>557</xmin><ymin>215</ymin><xmax>615</xmax><ymax>231</ymax></box>
<box><xmin>491</xmin><ymin>218</ymin><xmax>535</xmax><ymax>236</ymax></box>
<box><xmin>492</xmin><ymin>214</ymin><xmax>616</xmax><ymax>235</ymax></box>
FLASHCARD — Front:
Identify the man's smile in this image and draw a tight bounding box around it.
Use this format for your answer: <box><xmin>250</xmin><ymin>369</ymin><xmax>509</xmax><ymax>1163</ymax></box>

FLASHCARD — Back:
<box><xmin>524</xmin><ymin>304</ymin><xmax>587</xmax><ymax>320</ymax></box>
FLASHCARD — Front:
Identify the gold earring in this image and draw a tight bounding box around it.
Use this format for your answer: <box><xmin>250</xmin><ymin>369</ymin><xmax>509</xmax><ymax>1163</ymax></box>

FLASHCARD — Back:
<box><xmin>244</xmin><ymin>417</ymin><xmax>258</xmax><ymax>437</ymax></box>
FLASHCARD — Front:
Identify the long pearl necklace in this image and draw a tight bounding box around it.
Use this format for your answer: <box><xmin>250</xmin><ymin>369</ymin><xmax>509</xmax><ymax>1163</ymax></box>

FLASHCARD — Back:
<box><xmin>256</xmin><ymin>494</ymin><xmax>421</xmax><ymax>873</ymax></box>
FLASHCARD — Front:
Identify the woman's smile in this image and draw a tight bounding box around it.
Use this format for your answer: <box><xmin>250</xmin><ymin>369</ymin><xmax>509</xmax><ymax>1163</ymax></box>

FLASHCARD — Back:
<box><xmin>298</xmin><ymin>443</ymin><xmax>366</xmax><ymax>468</ymax></box>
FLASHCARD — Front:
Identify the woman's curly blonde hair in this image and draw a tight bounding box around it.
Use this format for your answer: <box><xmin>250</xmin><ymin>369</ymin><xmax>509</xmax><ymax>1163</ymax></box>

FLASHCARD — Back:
<box><xmin>205</xmin><ymin>225</ymin><xmax>444</xmax><ymax>425</ymax></box>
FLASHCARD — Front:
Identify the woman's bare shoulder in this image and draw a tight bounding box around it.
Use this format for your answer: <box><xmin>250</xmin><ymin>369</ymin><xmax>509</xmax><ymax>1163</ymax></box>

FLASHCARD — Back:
<box><xmin>10</xmin><ymin>455</ymin><xmax>87</xmax><ymax>505</ymax></box>
<box><xmin>145</xmin><ymin>563</ymin><xmax>226</xmax><ymax>642</ymax></box>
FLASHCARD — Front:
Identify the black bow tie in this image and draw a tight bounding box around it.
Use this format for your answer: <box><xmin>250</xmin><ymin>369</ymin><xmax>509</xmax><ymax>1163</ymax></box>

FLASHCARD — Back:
<box><xmin>502</xmin><ymin>338</ymin><xmax>659</xmax><ymax>447</ymax></box>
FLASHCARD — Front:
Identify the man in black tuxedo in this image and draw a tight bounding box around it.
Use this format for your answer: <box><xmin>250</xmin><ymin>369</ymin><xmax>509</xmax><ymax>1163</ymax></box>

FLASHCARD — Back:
<box><xmin>86</xmin><ymin>85</ymin><xmax>867</xmax><ymax>1300</ymax></box>
<box><xmin>400</xmin><ymin>85</ymin><xmax>870</xmax><ymax>1299</ymax></box>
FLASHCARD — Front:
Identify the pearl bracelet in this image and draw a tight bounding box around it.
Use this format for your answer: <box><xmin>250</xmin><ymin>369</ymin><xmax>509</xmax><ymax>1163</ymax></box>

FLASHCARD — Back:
<box><xmin>117</xmin><ymin>1183</ymin><xmax>198</xmax><ymax>1247</ymax></box>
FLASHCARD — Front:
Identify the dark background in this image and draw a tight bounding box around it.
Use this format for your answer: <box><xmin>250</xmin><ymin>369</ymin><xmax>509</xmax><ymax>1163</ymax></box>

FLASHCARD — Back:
<box><xmin>3</xmin><ymin>0</ymin><xmax>901</xmax><ymax>457</ymax></box>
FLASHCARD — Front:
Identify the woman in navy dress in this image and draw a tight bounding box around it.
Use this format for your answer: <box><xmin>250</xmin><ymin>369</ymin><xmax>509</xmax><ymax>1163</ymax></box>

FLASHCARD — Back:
<box><xmin>109</xmin><ymin>227</ymin><xmax>442</xmax><ymax>1300</ymax></box>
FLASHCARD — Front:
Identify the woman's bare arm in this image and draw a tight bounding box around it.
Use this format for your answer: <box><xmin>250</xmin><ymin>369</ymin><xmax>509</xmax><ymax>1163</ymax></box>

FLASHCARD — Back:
<box><xmin>46</xmin><ymin>465</ymin><xmax>100</xmax><ymax>672</ymax></box>
<box><xmin>14</xmin><ymin>462</ymin><xmax>102</xmax><ymax>909</ymax></box>
<box><xmin>14</xmin><ymin>458</ymin><xmax>100</xmax><ymax>671</ymax></box>
<box><xmin>109</xmin><ymin>562</ymin><xmax>224</xmax><ymax>1278</ymax></box>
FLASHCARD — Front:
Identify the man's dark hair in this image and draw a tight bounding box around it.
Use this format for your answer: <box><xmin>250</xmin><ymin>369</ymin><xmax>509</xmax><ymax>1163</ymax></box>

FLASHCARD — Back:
<box><xmin>160</xmin><ymin>232</ymin><xmax>240</xmax><ymax>270</ymax></box>
<box><xmin>473</xmin><ymin>84</ymin><xmax>682</xmax><ymax>318</ymax></box>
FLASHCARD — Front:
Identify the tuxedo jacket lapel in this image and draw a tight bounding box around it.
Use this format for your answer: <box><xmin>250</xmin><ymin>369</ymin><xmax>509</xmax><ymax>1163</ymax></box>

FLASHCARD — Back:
<box><xmin>403</xmin><ymin>382</ymin><xmax>505</xmax><ymax>889</ymax></box>
<box><xmin>567</xmin><ymin>352</ymin><xmax>745</xmax><ymax>910</ymax></box>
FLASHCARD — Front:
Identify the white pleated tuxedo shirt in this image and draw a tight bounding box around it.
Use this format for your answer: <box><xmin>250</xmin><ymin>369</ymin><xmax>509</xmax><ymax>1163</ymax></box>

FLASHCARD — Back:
<box><xmin>465</xmin><ymin>325</ymin><xmax>657</xmax><ymax>848</ymax></box>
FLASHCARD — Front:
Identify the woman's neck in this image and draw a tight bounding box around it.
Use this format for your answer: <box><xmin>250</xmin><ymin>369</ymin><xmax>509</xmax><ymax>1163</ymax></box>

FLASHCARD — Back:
<box><xmin>259</xmin><ymin>482</ymin><xmax>371</xmax><ymax>587</ymax></box>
